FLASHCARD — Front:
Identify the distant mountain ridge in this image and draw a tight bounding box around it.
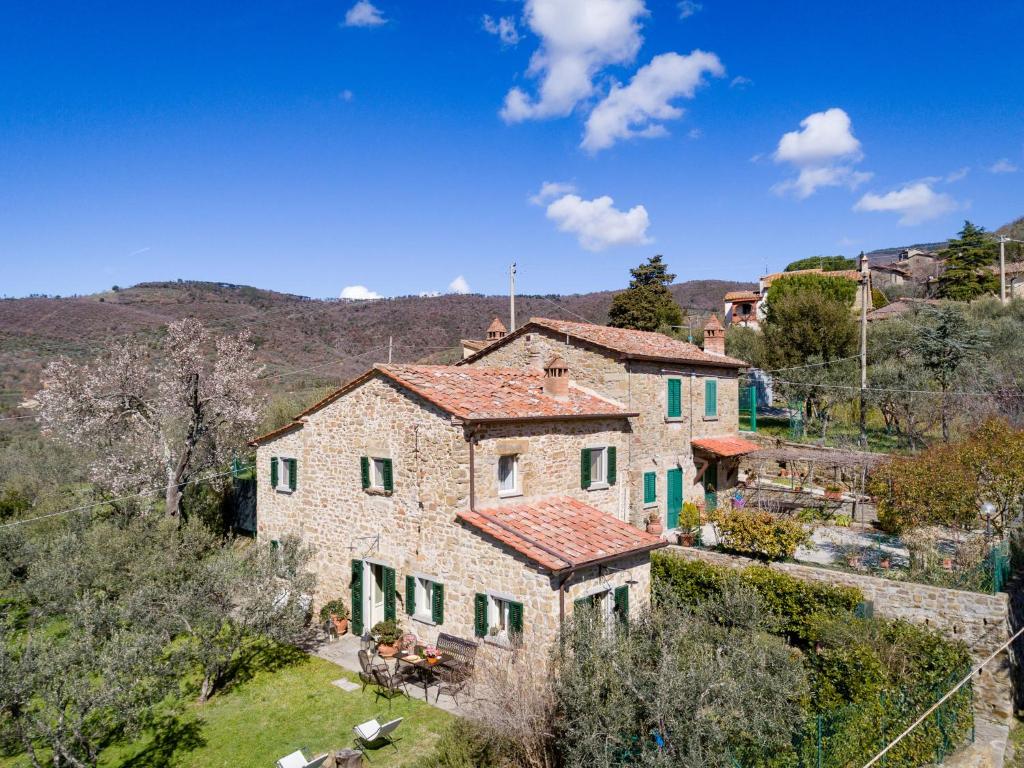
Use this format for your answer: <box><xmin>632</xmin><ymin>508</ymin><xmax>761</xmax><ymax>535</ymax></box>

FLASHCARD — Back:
<box><xmin>0</xmin><ymin>278</ymin><xmax>752</xmax><ymax>407</ymax></box>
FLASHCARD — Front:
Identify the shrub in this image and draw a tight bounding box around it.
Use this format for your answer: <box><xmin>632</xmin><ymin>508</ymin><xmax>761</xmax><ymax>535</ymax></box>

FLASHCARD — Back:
<box><xmin>318</xmin><ymin>598</ymin><xmax>348</xmax><ymax>623</ymax></box>
<box><xmin>680</xmin><ymin>501</ymin><xmax>700</xmax><ymax>529</ymax></box>
<box><xmin>713</xmin><ymin>508</ymin><xmax>810</xmax><ymax>560</ymax></box>
<box><xmin>371</xmin><ymin>619</ymin><xmax>400</xmax><ymax>645</ymax></box>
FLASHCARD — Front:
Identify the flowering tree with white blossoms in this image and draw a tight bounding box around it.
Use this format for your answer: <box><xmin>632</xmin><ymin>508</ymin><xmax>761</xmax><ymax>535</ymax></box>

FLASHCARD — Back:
<box><xmin>37</xmin><ymin>318</ymin><xmax>264</xmax><ymax>517</ymax></box>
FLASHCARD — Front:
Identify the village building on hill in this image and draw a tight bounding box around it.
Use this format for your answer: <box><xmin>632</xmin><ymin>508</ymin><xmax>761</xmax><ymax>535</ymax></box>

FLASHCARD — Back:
<box><xmin>723</xmin><ymin>267</ymin><xmax>871</xmax><ymax>329</ymax></box>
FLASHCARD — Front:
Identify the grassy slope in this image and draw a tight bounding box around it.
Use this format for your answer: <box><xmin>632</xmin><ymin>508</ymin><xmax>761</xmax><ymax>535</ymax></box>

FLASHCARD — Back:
<box><xmin>0</xmin><ymin>653</ymin><xmax>451</xmax><ymax>768</ymax></box>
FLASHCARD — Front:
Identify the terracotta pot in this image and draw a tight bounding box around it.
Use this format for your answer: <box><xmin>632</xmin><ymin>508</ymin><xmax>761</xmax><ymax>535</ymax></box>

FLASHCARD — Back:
<box><xmin>646</xmin><ymin>518</ymin><xmax>663</xmax><ymax>535</ymax></box>
<box><xmin>942</xmin><ymin>558</ymin><xmax>953</xmax><ymax>571</ymax></box>
<box><xmin>880</xmin><ymin>558</ymin><xmax>891</xmax><ymax>569</ymax></box>
<box><xmin>426</xmin><ymin>656</ymin><xmax>441</xmax><ymax>665</ymax></box>
<box><xmin>825</xmin><ymin>492</ymin><xmax>842</xmax><ymax>501</ymax></box>
<box><xmin>680</xmin><ymin>532</ymin><xmax>696</xmax><ymax>547</ymax></box>
<box><xmin>377</xmin><ymin>643</ymin><xmax>399</xmax><ymax>658</ymax></box>
<box><xmin>330</xmin><ymin>616</ymin><xmax>349</xmax><ymax>636</ymax></box>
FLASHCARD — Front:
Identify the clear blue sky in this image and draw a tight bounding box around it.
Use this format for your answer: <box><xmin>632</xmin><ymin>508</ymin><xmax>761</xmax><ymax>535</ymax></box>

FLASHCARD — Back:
<box><xmin>2</xmin><ymin>0</ymin><xmax>1021</xmax><ymax>299</ymax></box>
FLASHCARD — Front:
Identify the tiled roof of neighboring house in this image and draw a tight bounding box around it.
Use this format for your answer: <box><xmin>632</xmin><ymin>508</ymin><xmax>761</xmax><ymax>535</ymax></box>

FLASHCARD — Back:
<box><xmin>871</xmin><ymin>263</ymin><xmax>911</xmax><ymax>275</ymax></box>
<box><xmin>724</xmin><ymin>291</ymin><xmax>760</xmax><ymax>302</ymax></box>
<box><xmin>461</xmin><ymin>316</ymin><xmax>747</xmax><ymax>368</ymax></box>
<box><xmin>250</xmin><ymin>365</ymin><xmax>637</xmax><ymax>443</ymax></box>
<box><xmin>866</xmin><ymin>298</ymin><xmax>942</xmax><ymax>322</ymax></box>
<box><xmin>761</xmin><ymin>268</ymin><xmax>863</xmax><ymax>287</ymax></box>
<box><xmin>460</xmin><ymin>338</ymin><xmax>490</xmax><ymax>352</ymax></box>
<box><xmin>249</xmin><ymin>420</ymin><xmax>304</xmax><ymax>445</ymax></box>
<box><xmin>691</xmin><ymin>435</ymin><xmax>762</xmax><ymax>458</ymax></box>
<box><xmin>457</xmin><ymin>496</ymin><xmax>666</xmax><ymax>572</ymax></box>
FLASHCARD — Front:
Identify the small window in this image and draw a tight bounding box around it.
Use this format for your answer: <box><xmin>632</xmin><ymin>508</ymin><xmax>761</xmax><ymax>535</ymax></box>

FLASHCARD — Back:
<box><xmin>589</xmin><ymin>447</ymin><xmax>607</xmax><ymax>485</ymax></box>
<box><xmin>484</xmin><ymin>594</ymin><xmax>523</xmax><ymax>645</ymax></box>
<box><xmin>274</xmin><ymin>457</ymin><xmax>297</xmax><ymax>493</ymax></box>
<box><xmin>413</xmin><ymin>577</ymin><xmax>443</xmax><ymax>624</ymax></box>
<box><xmin>372</xmin><ymin>458</ymin><xmax>388</xmax><ymax>488</ymax></box>
<box><xmin>666</xmin><ymin>378</ymin><xmax>682</xmax><ymax>419</ymax></box>
<box><xmin>704</xmin><ymin>378</ymin><xmax>718</xmax><ymax>418</ymax></box>
<box><xmin>643</xmin><ymin>471</ymin><xmax>656</xmax><ymax>505</ymax></box>
<box><xmin>361</xmin><ymin>456</ymin><xmax>393</xmax><ymax>492</ymax></box>
<box><xmin>498</xmin><ymin>454</ymin><xmax>520</xmax><ymax>497</ymax></box>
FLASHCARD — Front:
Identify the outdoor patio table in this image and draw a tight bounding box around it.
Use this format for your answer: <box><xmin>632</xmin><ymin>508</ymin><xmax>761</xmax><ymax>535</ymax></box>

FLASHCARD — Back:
<box><xmin>395</xmin><ymin>652</ymin><xmax>450</xmax><ymax>700</ymax></box>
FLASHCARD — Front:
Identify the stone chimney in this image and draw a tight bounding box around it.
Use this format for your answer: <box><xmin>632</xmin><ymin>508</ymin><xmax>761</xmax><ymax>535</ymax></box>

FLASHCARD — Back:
<box><xmin>703</xmin><ymin>314</ymin><xmax>725</xmax><ymax>356</ymax></box>
<box><xmin>543</xmin><ymin>355</ymin><xmax>569</xmax><ymax>399</ymax></box>
<box><xmin>486</xmin><ymin>317</ymin><xmax>507</xmax><ymax>341</ymax></box>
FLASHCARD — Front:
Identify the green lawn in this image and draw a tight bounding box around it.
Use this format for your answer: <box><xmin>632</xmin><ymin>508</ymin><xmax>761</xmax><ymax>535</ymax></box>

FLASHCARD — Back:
<box><xmin>1</xmin><ymin>651</ymin><xmax>452</xmax><ymax>768</ymax></box>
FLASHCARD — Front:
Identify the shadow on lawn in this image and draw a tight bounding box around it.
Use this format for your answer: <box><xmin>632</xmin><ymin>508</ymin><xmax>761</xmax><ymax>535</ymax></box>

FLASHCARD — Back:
<box><xmin>218</xmin><ymin>638</ymin><xmax>311</xmax><ymax>697</ymax></box>
<box><xmin>119</xmin><ymin>711</ymin><xmax>206</xmax><ymax>768</ymax></box>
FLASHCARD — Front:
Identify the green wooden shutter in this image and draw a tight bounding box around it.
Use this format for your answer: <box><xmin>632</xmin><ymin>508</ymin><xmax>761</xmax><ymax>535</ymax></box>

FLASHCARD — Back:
<box><xmin>405</xmin><ymin>575</ymin><xmax>416</xmax><ymax>616</ymax></box>
<box><xmin>705</xmin><ymin>379</ymin><xmax>718</xmax><ymax>418</ymax></box>
<box><xmin>643</xmin><ymin>472</ymin><xmax>656</xmax><ymax>504</ymax></box>
<box><xmin>509</xmin><ymin>601</ymin><xmax>524</xmax><ymax>639</ymax></box>
<box><xmin>350</xmin><ymin>560</ymin><xmax>364</xmax><ymax>635</ymax></box>
<box><xmin>270</xmin><ymin>456</ymin><xmax>279</xmax><ymax>488</ymax></box>
<box><xmin>360</xmin><ymin>456</ymin><xmax>370</xmax><ymax>489</ymax></box>
<box><xmin>667</xmin><ymin>378</ymin><xmax>682</xmax><ymax>418</ymax></box>
<box><xmin>382</xmin><ymin>459</ymin><xmax>394</xmax><ymax>492</ymax></box>
<box><xmin>383</xmin><ymin>566</ymin><xmax>396</xmax><ymax>621</ymax></box>
<box><xmin>287</xmin><ymin>458</ymin><xmax>297</xmax><ymax>491</ymax></box>
<box><xmin>607</xmin><ymin>447</ymin><xmax>617</xmax><ymax>486</ymax></box>
<box><xmin>474</xmin><ymin>593</ymin><xmax>488</xmax><ymax>637</ymax></box>
<box><xmin>580</xmin><ymin>448</ymin><xmax>591</xmax><ymax>489</ymax></box>
<box><xmin>614</xmin><ymin>585</ymin><xmax>629</xmax><ymax>625</ymax></box>
<box><xmin>432</xmin><ymin>582</ymin><xmax>444</xmax><ymax>625</ymax></box>
<box><xmin>667</xmin><ymin>468</ymin><xmax>682</xmax><ymax>529</ymax></box>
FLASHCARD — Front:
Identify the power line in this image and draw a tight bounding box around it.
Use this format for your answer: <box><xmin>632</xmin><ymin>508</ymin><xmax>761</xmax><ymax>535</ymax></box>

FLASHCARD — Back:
<box><xmin>0</xmin><ymin>464</ymin><xmax>253</xmax><ymax>530</ymax></box>
<box><xmin>758</xmin><ymin>355</ymin><xmax>862</xmax><ymax>375</ymax></box>
<box><xmin>769</xmin><ymin>378</ymin><xmax>1019</xmax><ymax>398</ymax></box>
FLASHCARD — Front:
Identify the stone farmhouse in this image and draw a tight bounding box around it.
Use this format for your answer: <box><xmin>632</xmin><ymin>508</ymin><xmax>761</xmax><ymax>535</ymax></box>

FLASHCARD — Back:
<box><xmin>723</xmin><ymin>267</ymin><xmax>871</xmax><ymax>328</ymax></box>
<box><xmin>458</xmin><ymin>316</ymin><xmax>758</xmax><ymax>527</ymax></box>
<box><xmin>252</xmin><ymin>359</ymin><xmax>666</xmax><ymax>651</ymax></box>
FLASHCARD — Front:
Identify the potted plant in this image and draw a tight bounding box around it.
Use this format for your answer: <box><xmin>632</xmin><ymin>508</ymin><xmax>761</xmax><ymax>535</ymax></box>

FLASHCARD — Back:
<box><xmin>879</xmin><ymin>556</ymin><xmax>891</xmax><ymax>569</ymax></box>
<box><xmin>646</xmin><ymin>510</ymin><xmax>663</xmax><ymax>536</ymax></box>
<box><xmin>824</xmin><ymin>483</ymin><xmax>843</xmax><ymax>502</ymax></box>
<box><xmin>679</xmin><ymin>502</ymin><xmax>701</xmax><ymax>546</ymax></box>
<box><xmin>319</xmin><ymin>599</ymin><xmax>349</xmax><ymax>636</ymax></box>
<box><xmin>423</xmin><ymin>645</ymin><xmax>442</xmax><ymax>665</ymax></box>
<box><xmin>371</xmin><ymin>619</ymin><xmax>402</xmax><ymax>657</ymax></box>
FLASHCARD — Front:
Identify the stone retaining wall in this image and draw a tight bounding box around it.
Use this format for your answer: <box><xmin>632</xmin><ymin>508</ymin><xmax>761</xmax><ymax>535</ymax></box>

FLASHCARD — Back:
<box><xmin>668</xmin><ymin>546</ymin><xmax>1013</xmax><ymax>725</ymax></box>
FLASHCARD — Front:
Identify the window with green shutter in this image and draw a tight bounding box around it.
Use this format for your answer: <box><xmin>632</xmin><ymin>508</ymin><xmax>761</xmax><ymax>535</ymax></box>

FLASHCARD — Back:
<box><xmin>580</xmin><ymin>448</ymin><xmax>591</xmax><ymax>489</ymax></box>
<box><xmin>508</xmin><ymin>601</ymin><xmax>524</xmax><ymax>642</ymax></box>
<box><xmin>382</xmin><ymin>458</ymin><xmax>394</xmax><ymax>492</ymax></box>
<box><xmin>382</xmin><ymin>566</ymin><xmax>396</xmax><ymax>621</ymax></box>
<box><xmin>607</xmin><ymin>447</ymin><xmax>616</xmax><ymax>486</ymax></box>
<box><xmin>350</xmin><ymin>560</ymin><xmax>364</xmax><ymax>635</ymax></box>
<box><xmin>405</xmin><ymin>575</ymin><xmax>416</xmax><ymax>616</ymax></box>
<box><xmin>474</xmin><ymin>593</ymin><xmax>488</xmax><ymax>637</ymax></box>
<box><xmin>667</xmin><ymin>378</ymin><xmax>682</xmax><ymax>418</ymax></box>
<box><xmin>705</xmin><ymin>378</ymin><xmax>718</xmax><ymax>418</ymax></box>
<box><xmin>360</xmin><ymin>456</ymin><xmax>370</xmax><ymax>489</ymax></box>
<box><xmin>287</xmin><ymin>458</ymin><xmax>297</xmax><ymax>491</ymax></box>
<box><xmin>270</xmin><ymin>456</ymin><xmax>279</xmax><ymax>488</ymax></box>
<box><xmin>643</xmin><ymin>472</ymin><xmax>656</xmax><ymax>504</ymax></box>
<box><xmin>614</xmin><ymin>585</ymin><xmax>629</xmax><ymax>625</ymax></box>
<box><xmin>431</xmin><ymin>582</ymin><xmax>444</xmax><ymax>624</ymax></box>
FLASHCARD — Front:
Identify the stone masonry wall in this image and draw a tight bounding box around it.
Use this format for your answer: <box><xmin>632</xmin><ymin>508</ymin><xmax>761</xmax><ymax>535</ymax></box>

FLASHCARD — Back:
<box><xmin>464</xmin><ymin>328</ymin><xmax>741</xmax><ymax>527</ymax></box>
<box><xmin>256</xmin><ymin>372</ymin><xmax>651</xmax><ymax>651</ymax></box>
<box><xmin>670</xmin><ymin>547</ymin><xmax>1012</xmax><ymax>725</ymax></box>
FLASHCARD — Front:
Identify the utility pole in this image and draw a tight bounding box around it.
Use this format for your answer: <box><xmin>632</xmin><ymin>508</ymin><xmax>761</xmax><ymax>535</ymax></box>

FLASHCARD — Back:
<box><xmin>509</xmin><ymin>262</ymin><xmax>517</xmax><ymax>331</ymax></box>
<box><xmin>859</xmin><ymin>252</ymin><xmax>869</xmax><ymax>448</ymax></box>
<box><xmin>387</xmin><ymin>335</ymin><xmax>393</xmax><ymax>364</ymax></box>
<box><xmin>999</xmin><ymin>236</ymin><xmax>1007</xmax><ymax>305</ymax></box>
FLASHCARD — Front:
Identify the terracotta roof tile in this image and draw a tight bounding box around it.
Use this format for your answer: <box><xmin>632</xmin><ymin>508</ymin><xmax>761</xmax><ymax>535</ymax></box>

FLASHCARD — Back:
<box><xmin>460</xmin><ymin>338</ymin><xmax>490</xmax><ymax>352</ymax></box>
<box><xmin>520</xmin><ymin>317</ymin><xmax>747</xmax><ymax>367</ymax></box>
<box><xmin>457</xmin><ymin>496</ymin><xmax>665</xmax><ymax>571</ymax></box>
<box><xmin>761</xmin><ymin>268</ymin><xmax>863</xmax><ymax>287</ymax></box>
<box><xmin>377</xmin><ymin>364</ymin><xmax>634</xmax><ymax>422</ymax></box>
<box><xmin>487</xmin><ymin>317</ymin><xmax>508</xmax><ymax>333</ymax></box>
<box><xmin>724</xmin><ymin>291</ymin><xmax>760</xmax><ymax>302</ymax></box>
<box><xmin>691</xmin><ymin>435</ymin><xmax>762</xmax><ymax>457</ymax></box>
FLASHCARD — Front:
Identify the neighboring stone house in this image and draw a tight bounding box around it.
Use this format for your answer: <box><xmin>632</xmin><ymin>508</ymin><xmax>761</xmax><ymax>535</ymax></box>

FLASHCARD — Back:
<box><xmin>459</xmin><ymin>317</ymin><xmax>758</xmax><ymax>529</ymax></box>
<box><xmin>252</xmin><ymin>362</ymin><xmax>665</xmax><ymax>651</ymax></box>
<box><xmin>723</xmin><ymin>290</ymin><xmax>761</xmax><ymax>330</ymax></box>
<box><xmin>756</xmin><ymin>268</ymin><xmax>870</xmax><ymax>322</ymax></box>
<box><xmin>869</xmin><ymin>263</ymin><xmax>910</xmax><ymax>289</ymax></box>
<box><xmin>460</xmin><ymin>317</ymin><xmax>507</xmax><ymax>359</ymax></box>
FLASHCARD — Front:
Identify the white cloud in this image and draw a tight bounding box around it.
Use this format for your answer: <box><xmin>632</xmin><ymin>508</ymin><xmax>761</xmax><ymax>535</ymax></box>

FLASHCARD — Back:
<box><xmin>678</xmin><ymin>0</ymin><xmax>702</xmax><ymax>18</ymax></box>
<box><xmin>581</xmin><ymin>50</ymin><xmax>723</xmax><ymax>152</ymax></box>
<box><xmin>946</xmin><ymin>166</ymin><xmax>969</xmax><ymax>183</ymax></box>
<box><xmin>688</xmin><ymin>127</ymin><xmax>702</xmax><ymax>139</ymax></box>
<box><xmin>339</xmin><ymin>89</ymin><xmax>354</xmax><ymax>102</ymax></box>
<box><xmin>483</xmin><ymin>14</ymin><xmax>521</xmax><ymax>46</ymax></box>
<box><xmin>990</xmin><ymin>158</ymin><xmax>1018</xmax><ymax>174</ymax></box>
<box><xmin>730</xmin><ymin>75</ymin><xmax>752</xmax><ymax>89</ymax></box>
<box><xmin>500</xmin><ymin>0</ymin><xmax>647</xmax><ymax>123</ymax></box>
<box><xmin>344</xmin><ymin>1</ymin><xmax>386</xmax><ymax>27</ymax></box>
<box><xmin>854</xmin><ymin>182</ymin><xmax>957</xmax><ymax>225</ymax></box>
<box><xmin>448</xmin><ymin>276</ymin><xmax>471</xmax><ymax>294</ymax></box>
<box><xmin>529</xmin><ymin>180</ymin><xmax>577</xmax><ymax>205</ymax></box>
<box><xmin>340</xmin><ymin>285</ymin><xmax>383</xmax><ymax>300</ymax></box>
<box><xmin>772</xmin><ymin>108</ymin><xmax>868</xmax><ymax>198</ymax></box>
<box><xmin>544</xmin><ymin>193</ymin><xmax>651</xmax><ymax>251</ymax></box>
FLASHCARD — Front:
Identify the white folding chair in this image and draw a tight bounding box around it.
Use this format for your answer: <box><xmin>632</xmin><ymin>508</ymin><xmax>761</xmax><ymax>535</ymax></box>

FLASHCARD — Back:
<box><xmin>275</xmin><ymin>750</ymin><xmax>328</xmax><ymax>768</ymax></box>
<box><xmin>353</xmin><ymin>716</ymin><xmax>404</xmax><ymax>758</ymax></box>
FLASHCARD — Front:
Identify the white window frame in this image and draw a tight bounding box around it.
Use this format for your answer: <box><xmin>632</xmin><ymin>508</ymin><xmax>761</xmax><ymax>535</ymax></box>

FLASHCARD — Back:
<box><xmin>370</xmin><ymin>457</ymin><xmax>388</xmax><ymax>490</ymax></box>
<box><xmin>588</xmin><ymin>447</ymin><xmax>608</xmax><ymax>489</ymax></box>
<box><xmin>276</xmin><ymin>456</ymin><xmax>295</xmax><ymax>494</ymax></box>
<box><xmin>412</xmin><ymin>574</ymin><xmax>437</xmax><ymax>625</ymax></box>
<box><xmin>497</xmin><ymin>454</ymin><xmax>520</xmax><ymax>498</ymax></box>
<box><xmin>486</xmin><ymin>590</ymin><xmax>518</xmax><ymax>647</ymax></box>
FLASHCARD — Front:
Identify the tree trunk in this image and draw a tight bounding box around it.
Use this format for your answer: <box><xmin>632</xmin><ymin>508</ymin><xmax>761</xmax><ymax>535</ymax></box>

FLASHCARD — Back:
<box><xmin>941</xmin><ymin>388</ymin><xmax>950</xmax><ymax>442</ymax></box>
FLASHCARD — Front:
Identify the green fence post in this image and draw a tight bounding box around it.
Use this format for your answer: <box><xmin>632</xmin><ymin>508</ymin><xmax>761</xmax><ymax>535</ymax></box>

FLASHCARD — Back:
<box><xmin>817</xmin><ymin>714</ymin><xmax>823</xmax><ymax>768</ymax></box>
<box><xmin>749</xmin><ymin>383</ymin><xmax>757</xmax><ymax>432</ymax></box>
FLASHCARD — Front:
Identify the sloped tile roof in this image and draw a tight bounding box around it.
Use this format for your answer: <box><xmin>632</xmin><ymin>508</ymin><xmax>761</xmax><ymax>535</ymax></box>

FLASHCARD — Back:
<box><xmin>377</xmin><ymin>364</ymin><xmax>634</xmax><ymax>422</ymax></box>
<box><xmin>725</xmin><ymin>291</ymin><xmax>760</xmax><ymax>302</ymax></box>
<box><xmin>460</xmin><ymin>338</ymin><xmax>490</xmax><ymax>352</ymax></box>
<box><xmin>519</xmin><ymin>317</ymin><xmax>747</xmax><ymax>367</ymax></box>
<box><xmin>487</xmin><ymin>317</ymin><xmax>507</xmax><ymax>333</ymax></box>
<box><xmin>457</xmin><ymin>496</ymin><xmax>666</xmax><ymax>572</ymax></box>
<box><xmin>691</xmin><ymin>435</ymin><xmax>762</xmax><ymax>457</ymax></box>
<box><xmin>761</xmin><ymin>268</ymin><xmax>863</xmax><ymax>287</ymax></box>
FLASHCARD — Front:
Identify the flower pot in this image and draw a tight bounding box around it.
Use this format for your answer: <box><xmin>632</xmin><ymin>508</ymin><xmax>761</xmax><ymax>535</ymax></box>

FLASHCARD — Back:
<box><xmin>825</xmin><ymin>492</ymin><xmax>842</xmax><ymax>501</ymax></box>
<box><xmin>680</xmin><ymin>532</ymin><xmax>696</xmax><ymax>547</ymax></box>
<box><xmin>330</xmin><ymin>616</ymin><xmax>349</xmax><ymax>636</ymax></box>
<box><xmin>377</xmin><ymin>643</ymin><xmax>399</xmax><ymax>658</ymax></box>
<box><xmin>646</xmin><ymin>518</ymin><xmax>663</xmax><ymax>535</ymax></box>
<box><xmin>426</xmin><ymin>656</ymin><xmax>441</xmax><ymax>665</ymax></box>
<box><xmin>942</xmin><ymin>558</ymin><xmax>953</xmax><ymax>571</ymax></box>
<box><xmin>879</xmin><ymin>558</ymin><xmax>891</xmax><ymax>570</ymax></box>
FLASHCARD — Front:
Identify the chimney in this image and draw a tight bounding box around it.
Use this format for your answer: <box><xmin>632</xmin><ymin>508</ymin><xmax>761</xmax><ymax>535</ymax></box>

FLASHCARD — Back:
<box><xmin>703</xmin><ymin>314</ymin><xmax>725</xmax><ymax>355</ymax></box>
<box><xmin>486</xmin><ymin>317</ymin><xmax>507</xmax><ymax>341</ymax></box>
<box><xmin>543</xmin><ymin>355</ymin><xmax>569</xmax><ymax>399</ymax></box>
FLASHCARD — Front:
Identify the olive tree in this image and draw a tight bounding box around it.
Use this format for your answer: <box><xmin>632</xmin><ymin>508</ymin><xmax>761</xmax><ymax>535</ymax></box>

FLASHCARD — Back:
<box><xmin>37</xmin><ymin>318</ymin><xmax>264</xmax><ymax>517</ymax></box>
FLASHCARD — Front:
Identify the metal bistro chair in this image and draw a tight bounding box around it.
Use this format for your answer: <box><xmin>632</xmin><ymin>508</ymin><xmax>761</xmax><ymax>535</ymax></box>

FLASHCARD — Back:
<box><xmin>371</xmin><ymin>665</ymin><xmax>410</xmax><ymax>709</ymax></box>
<box><xmin>433</xmin><ymin>662</ymin><xmax>471</xmax><ymax>706</ymax></box>
<box><xmin>357</xmin><ymin>649</ymin><xmax>388</xmax><ymax>693</ymax></box>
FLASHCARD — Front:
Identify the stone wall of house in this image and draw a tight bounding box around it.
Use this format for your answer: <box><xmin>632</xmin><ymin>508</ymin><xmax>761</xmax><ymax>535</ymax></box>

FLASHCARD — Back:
<box><xmin>464</xmin><ymin>327</ymin><xmax>742</xmax><ymax>526</ymax></box>
<box><xmin>669</xmin><ymin>547</ymin><xmax>1013</xmax><ymax>725</ymax></box>
<box><xmin>255</xmin><ymin>372</ymin><xmax>651</xmax><ymax>651</ymax></box>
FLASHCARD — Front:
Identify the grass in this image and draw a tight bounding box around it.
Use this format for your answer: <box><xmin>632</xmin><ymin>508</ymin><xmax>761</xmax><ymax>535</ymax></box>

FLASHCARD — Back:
<box><xmin>1</xmin><ymin>649</ymin><xmax>452</xmax><ymax>768</ymax></box>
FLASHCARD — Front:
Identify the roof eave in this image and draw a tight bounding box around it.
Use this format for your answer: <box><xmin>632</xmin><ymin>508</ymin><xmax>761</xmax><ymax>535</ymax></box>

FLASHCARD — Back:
<box><xmin>464</xmin><ymin>411</ymin><xmax>639</xmax><ymax>425</ymax></box>
<box><xmin>624</xmin><ymin>352</ymin><xmax>747</xmax><ymax>368</ymax></box>
<box><xmin>550</xmin><ymin>540</ymin><xmax>670</xmax><ymax>575</ymax></box>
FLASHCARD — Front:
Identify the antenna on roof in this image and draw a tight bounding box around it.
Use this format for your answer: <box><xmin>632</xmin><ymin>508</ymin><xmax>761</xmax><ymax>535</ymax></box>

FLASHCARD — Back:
<box><xmin>510</xmin><ymin>262</ymin><xmax>517</xmax><ymax>331</ymax></box>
